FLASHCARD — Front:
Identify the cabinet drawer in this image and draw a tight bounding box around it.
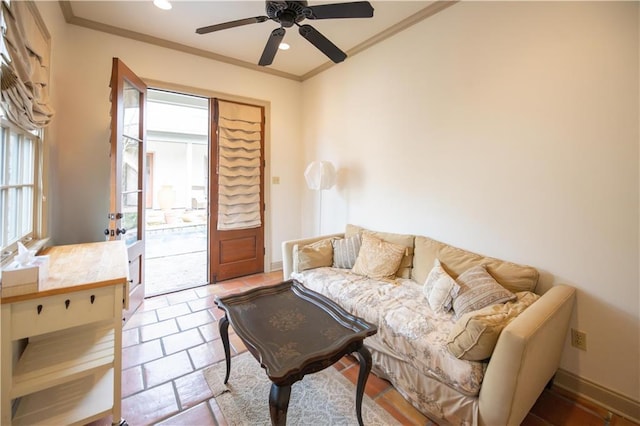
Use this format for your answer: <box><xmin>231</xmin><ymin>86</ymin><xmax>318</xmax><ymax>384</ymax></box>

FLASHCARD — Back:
<box><xmin>11</xmin><ymin>287</ymin><xmax>116</xmax><ymax>339</ymax></box>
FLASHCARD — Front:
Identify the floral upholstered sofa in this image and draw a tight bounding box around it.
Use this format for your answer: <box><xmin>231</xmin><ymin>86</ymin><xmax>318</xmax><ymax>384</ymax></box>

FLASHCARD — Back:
<box><xmin>282</xmin><ymin>225</ymin><xmax>575</xmax><ymax>426</ymax></box>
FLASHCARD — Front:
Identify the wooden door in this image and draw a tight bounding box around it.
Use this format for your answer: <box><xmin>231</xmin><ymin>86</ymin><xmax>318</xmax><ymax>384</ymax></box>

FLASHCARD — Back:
<box><xmin>108</xmin><ymin>58</ymin><xmax>146</xmax><ymax>323</ymax></box>
<box><xmin>209</xmin><ymin>99</ymin><xmax>264</xmax><ymax>282</ymax></box>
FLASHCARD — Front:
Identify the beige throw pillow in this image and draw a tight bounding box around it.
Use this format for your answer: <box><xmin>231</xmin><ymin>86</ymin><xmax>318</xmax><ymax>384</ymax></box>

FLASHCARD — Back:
<box><xmin>346</xmin><ymin>224</ymin><xmax>414</xmax><ymax>278</ymax></box>
<box><xmin>332</xmin><ymin>234</ymin><xmax>361</xmax><ymax>269</ymax></box>
<box><xmin>351</xmin><ymin>232</ymin><xmax>405</xmax><ymax>279</ymax></box>
<box><xmin>293</xmin><ymin>238</ymin><xmax>334</xmax><ymax>273</ymax></box>
<box><xmin>452</xmin><ymin>265</ymin><xmax>516</xmax><ymax>318</ymax></box>
<box><xmin>423</xmin><ymin>259</ymin><xmax>460</xmax><ymax>313</ymax></box>
<box><xmin>447</xmin><ymin>291</ymin><xmax>540</xmax><ymax>360</ymax></box>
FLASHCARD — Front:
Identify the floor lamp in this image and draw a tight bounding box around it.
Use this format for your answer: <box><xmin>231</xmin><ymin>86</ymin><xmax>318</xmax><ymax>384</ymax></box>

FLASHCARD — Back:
<box><xmin>304</xmin><ymin>161</ymin><xmax>336</xmax><ymax>235</ymax></box>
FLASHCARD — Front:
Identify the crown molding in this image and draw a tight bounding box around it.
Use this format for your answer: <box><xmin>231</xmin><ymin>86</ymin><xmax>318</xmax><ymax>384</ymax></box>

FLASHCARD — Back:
<box><xmin>57</xmin><ymin>1</ymin><xmax>457</xmax><ymax>82</ymax></box>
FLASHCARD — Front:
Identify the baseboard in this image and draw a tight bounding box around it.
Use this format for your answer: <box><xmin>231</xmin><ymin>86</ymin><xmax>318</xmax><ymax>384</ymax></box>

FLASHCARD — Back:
<box><xmin>270</xmin><ymin>261</ymin><xmax>283</xmax><ymax>272</ymax></box>
<box><xmin>554</xmin><ymin>368</ymin><xmax>640</xmax><ymax>423</ymax></box>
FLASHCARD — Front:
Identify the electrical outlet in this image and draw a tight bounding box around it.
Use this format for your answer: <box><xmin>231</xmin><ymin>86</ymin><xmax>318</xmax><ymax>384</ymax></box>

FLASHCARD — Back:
<box><xmin>571</xmin><ymin>328</ymin><xmax>587</xmax><ymax>351</ymax></box>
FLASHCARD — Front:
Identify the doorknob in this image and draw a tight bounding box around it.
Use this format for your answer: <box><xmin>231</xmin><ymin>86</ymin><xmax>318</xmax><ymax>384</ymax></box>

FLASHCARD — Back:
<box><xmin>116</xmin><ymin>228</ymin><xmax>127</xmax><ymax>235</ymax></box>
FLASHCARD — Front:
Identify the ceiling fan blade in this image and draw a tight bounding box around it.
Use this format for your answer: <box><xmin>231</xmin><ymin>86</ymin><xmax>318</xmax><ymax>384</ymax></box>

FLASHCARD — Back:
<box><xmin>298</xmin><ymin>24</ymin><xmax>347</xmax><ymax>64</ymax></box>
<box><xmin>196</xmin><ymin>16</ymin><xmax>269</xmax><ymax>35</ymax></box>
<box><xmin>259</xmin><ymin>27</ymin><xmax>286</xmax><ymax>66</ymax></box>
<box><xmin>306</xmin><ymin>1</ymin><xmax>374</xmax><ymax>19</ymax></box>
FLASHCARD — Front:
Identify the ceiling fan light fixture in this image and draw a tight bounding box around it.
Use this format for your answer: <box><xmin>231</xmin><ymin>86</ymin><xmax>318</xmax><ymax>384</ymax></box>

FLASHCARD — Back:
<box><xmin>279</xmin><ymin>42</ymin><xmax>290</xmax><ymax>50</ymax></box>
<box><xmin>195</xmin><ymin>0</ymin><xmax>375</xmax><ymax>66</ymax></box>
<box><xmin>153</xmin><ymin>0</ymin><xmax>172</xmax><ymax>11</ymax></box>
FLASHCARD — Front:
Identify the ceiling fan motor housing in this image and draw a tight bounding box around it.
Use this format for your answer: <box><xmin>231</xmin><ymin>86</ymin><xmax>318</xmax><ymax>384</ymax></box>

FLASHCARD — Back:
<box><xmin>266</xmin><ymin>1</ymin><xmax>310</xmax><ymax>27</ymax></box>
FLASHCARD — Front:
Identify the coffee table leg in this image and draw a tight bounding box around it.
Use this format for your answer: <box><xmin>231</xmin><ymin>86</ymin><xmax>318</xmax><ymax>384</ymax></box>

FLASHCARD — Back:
<box><xmin>269</xmin><ymin>383</ymin><xmax>291</xmax><ymax>426</ymax></box>
<box><xmin>219</xmin><ymin>316</ymin><xmax>231</xmax><ymax>384</ymax></box>
<box><xmin>353</xmin><ymin>345</ymin><xmax>372</xmax><ymax>426</ymax></box>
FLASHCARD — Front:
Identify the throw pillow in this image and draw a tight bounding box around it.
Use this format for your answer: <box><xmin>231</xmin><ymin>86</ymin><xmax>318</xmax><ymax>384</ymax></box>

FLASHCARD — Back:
<box><xmin>423</xmin><ymin>259</ymin><xmax>460</xmax><ymax>313</ymax></box>
<box><xmin>447</xmin><ymin>291</ymin><xmax>540</xmax><ymax>360</ymax></box>
<box><xmin>346</xmin><ymin>224</ymin><xmax>415</xmax><ymax>278</ymax></box>
<box><xmin>293</xmin><ymin>238</ymin><xmax>334</xmax><ymax>273</ymax></box>
<box><xmin>351</xmin><ymin>232</ymin><xmax>405</xmax><ymax>279</ymax></box>
<box><xmin>332</xmin><ymin>234</ymin><xmax>361</xmax><ymax>269</ymax></box>
<box><xmin>452</xmin><ymin>265</ymin><xmax>516</xmax><ymax>318</ymax></box>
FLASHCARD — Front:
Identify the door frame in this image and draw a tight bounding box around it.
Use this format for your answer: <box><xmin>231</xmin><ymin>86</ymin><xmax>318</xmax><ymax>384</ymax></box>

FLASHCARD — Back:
<box><xmin>142</xmin><ymin>78</ymin><xmax>274</xmax><ymax>277</ymax></box>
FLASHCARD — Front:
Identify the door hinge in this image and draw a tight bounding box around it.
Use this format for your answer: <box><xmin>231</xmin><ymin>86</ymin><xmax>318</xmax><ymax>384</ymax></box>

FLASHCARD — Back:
<box><xmin>263</xmin><ymin>247</ymin><xmax>266</xmax><ymax>254</ymax></box>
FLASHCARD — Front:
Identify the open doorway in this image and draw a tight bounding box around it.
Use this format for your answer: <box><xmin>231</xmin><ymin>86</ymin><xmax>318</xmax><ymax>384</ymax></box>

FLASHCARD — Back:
<box><xmin>144</xmin><ymin>89</ymin><xmax>209</xmax><ymax>296</ymax></box>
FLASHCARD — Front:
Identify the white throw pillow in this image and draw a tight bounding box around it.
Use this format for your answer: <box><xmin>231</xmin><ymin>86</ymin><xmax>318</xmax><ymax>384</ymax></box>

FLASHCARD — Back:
<box><xmin>423</xmin><ymin>259</ymin><xmax>460</xmax><ymax>313</ymax></box>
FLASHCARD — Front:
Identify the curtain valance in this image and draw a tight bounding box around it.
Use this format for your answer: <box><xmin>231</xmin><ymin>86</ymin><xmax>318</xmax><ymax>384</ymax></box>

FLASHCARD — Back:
<box><xmin>1</xmin><ymin>0</ymin><xmax>54</xmax><ymax>130</ymax></box>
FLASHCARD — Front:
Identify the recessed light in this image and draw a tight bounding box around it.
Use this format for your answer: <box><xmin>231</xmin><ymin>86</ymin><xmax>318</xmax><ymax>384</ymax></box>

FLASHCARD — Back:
<box><xmin>279</xmin><ymin>43</ymin><xmax>290</xmax><ymax>51</ymax></box>
<box><xmin>153</xmin><ymin>0</ymin><xmax>172</xmax><ymax>10</ymax></box>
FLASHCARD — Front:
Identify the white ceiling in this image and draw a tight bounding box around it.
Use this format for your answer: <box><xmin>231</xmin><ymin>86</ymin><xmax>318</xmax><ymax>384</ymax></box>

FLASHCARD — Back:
<box><xmin>61</xmin><ymin>1</ymin><xmax>447</xmax><ymax>80</ymax></box>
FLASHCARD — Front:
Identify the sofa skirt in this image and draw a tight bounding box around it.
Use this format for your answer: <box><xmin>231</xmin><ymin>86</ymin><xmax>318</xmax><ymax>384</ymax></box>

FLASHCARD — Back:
<box><xmin>368</xmin><ymin>342</ymin><xmax>479</xmax><ymax>426</ymax></box>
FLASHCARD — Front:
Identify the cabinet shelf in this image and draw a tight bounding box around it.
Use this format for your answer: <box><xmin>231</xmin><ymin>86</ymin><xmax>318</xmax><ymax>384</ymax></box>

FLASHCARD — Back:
<box><xmin>12</xmin><ymin>322</ymin><xmax>115</xmax><ymax>398</ymax></box>
<box><xmin>1</xmin><ymin>242</ymin><xmax>127</xmax><ymax>425</ymax></box>
<box><xmin>12</xmin><ymin>368</ymin><xmax>114</xmax><ymax>426</ymax></box>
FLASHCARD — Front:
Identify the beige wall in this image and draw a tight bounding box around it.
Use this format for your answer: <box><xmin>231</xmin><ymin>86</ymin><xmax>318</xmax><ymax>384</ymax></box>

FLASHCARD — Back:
<box><xmin>35</xmin><ymin>1</ymin><xmax>305</xmax><ymax>266</ymax></box>
<box><xmin>302</xmin><ymin>1</ymin><xmax>639</xmax><ymax>407</ymax></box>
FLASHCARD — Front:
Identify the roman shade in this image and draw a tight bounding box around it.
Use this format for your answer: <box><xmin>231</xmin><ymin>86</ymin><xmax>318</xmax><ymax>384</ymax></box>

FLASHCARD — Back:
<box><xmin>216</xmin><ymin>100</ymin><xmax>263</xmax><ymax>230</ymax></box>
<box><xmin>1</xmin><ymin>0</ymin><xmax>54</xmax><ymax>130</ymax></box>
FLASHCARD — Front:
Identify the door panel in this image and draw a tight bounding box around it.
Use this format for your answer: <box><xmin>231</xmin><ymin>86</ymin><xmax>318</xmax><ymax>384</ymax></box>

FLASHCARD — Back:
<box><xmin>219</xmin><ymin>236</ymin><xmax>257</xmax><ymax>263</ymax></box>
<box><xmin>109</xmin><ymin>58</ymin><xmax>147</xmax><ymax>323</ymax></box>
<box><xmin>209</xmin><ymin>99</ymin><xmax>265</xmax><ymax>283</ymax></box>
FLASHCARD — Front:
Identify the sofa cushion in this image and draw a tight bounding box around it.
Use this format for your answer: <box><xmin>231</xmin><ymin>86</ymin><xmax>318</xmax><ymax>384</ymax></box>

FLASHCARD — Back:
<box><xmin>293</xmin><ymin>238</ymin><xmax>334</xmax><ymax>273</ymax></box>
<box><xmin>411</xmin><ymin>236</ymin><xmax>539</xmax><ymax>293</ymax></box>
<box><xmin>452</xmin><ymin>265</ymin><xmax>516</xmax><ymax>318</ymax></box>
<box><xmin>423</xmin><ymin>259</ymin><xmax>460</xmax><ymax>313</ymax></box>
<box><xmin>352</xmin><ymin>232</ymin><xmax>405</xmax><ymax>280</ymax></box>
<box><xmin>447</xmin><ymin>291</ymin><xmax>540</xmax><ymax>360</ymax></box>
<box><xmin>346</xmin><ymin>224</ymin><xmax>414</xmax><ymax>278</ymax></box>
<box><xmin>331</xmin><ymin>234</ymin><xmax>361</xmax><ymax>269</ymax></box>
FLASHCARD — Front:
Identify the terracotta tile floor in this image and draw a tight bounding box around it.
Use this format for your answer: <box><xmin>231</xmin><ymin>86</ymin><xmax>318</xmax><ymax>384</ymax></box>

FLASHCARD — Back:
<box><xmin>90</xmin><ymin>271</ymin><xmax>638</xmax><ymax>426</ymax></box>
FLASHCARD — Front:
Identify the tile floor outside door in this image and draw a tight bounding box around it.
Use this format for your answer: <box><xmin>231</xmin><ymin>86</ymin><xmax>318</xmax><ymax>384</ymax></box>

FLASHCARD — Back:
<box><xmin>90</xmin><ymin>271</ymin><xmax>638</xmax><ymax>426</ymax></box>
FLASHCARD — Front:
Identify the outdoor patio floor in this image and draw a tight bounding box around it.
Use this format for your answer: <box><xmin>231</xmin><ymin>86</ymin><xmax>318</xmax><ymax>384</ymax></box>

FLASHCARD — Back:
<box><xmin>145</xmin><ymin>222</ymin><xmax>207</xmax><ymax>297</ymax></box>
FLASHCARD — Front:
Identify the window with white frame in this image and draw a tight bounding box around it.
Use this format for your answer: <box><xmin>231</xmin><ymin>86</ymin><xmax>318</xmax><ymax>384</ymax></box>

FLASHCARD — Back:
<box><xmin>0</xmin><ymin>114</ymin><xmax>42</xmax><ymax>261</ymax></box>
<box><xmin>1</xmin><ymin>0</ymin><xmax>51</xmax><ymax>263</ymax></box>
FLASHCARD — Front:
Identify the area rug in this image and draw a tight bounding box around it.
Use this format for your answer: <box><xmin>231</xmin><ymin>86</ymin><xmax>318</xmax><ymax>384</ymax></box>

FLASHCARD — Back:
<box><xmin>203</xmin><ymin>352</ymin><xmax>400</xmax><ymax>425</ymax></box>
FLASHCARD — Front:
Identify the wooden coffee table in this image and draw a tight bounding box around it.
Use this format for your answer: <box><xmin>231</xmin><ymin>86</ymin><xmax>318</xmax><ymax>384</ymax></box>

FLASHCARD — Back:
<box><xmin>215</xmin><ymin>279</ymin><xmax>378</xmax><ymax>426</ymax></box>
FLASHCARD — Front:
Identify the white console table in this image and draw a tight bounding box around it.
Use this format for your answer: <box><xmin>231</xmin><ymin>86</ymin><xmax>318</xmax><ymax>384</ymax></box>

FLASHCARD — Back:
<box><xmin>0</xmin><ymin>241</ymin><xmax>129</xmax><ymax>425</ymax></box>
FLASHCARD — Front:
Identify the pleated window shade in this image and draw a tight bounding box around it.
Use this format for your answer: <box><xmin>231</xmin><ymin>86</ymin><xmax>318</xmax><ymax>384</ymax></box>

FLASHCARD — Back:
<box><xmin>1</xmin><ymin>1</ymin><xmax>54</xmax><ymax>131</ymax></box>
<box><xmin>216</xmin><ymin>100</ymin><xmax>263</xmax><ymax>231</ymax></box>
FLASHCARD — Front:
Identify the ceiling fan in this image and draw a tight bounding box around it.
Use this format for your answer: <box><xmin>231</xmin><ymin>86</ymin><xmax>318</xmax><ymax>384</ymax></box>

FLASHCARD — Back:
<box><xmin>196</xmin><ymin>1</ymin><xmax>374</xmax><ymax>66</ymax></box>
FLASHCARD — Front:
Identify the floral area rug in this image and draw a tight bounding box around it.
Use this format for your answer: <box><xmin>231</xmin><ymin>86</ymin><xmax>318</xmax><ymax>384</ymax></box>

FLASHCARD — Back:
<box><xmin>203</xmin><ymin>351</ymin><xmax>400</xmax><ymax>425</ymax></box>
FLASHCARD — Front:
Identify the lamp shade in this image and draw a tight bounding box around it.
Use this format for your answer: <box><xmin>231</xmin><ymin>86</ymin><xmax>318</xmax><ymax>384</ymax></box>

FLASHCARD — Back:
<box><xmin>304</xmin><ymin>161</ymin><xmax>336</xmax><ymax>190</ymax></box>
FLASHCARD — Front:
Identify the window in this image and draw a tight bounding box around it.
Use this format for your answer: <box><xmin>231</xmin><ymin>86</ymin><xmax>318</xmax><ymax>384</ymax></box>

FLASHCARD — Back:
<box><xmin>0</xmin><ymin>0</ymin><xmax>51</xmax><ymax>265</ymax></box>
<box><xmin>0</xmin><ymin>115</ymin><xmax>43</xmax><ymax>262</ymax></box>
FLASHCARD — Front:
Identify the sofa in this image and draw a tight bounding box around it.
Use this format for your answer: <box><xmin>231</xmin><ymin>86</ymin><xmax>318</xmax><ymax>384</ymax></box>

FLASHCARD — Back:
<box><xmin>282</xmin><ymin>224</ymin><xmax>576</xmax><ymax>426</ymax></box>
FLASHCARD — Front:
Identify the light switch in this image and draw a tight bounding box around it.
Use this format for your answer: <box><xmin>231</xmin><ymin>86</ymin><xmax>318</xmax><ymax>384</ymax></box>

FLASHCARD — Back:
<box><xmin>272</xmin><ymin>176</ymin><xmax>280</xmax><ymax>184</ymax></box>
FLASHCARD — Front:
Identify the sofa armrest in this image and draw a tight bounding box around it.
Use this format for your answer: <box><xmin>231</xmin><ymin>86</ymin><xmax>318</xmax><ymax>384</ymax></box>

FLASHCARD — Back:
<box><xmin>281</xmin><ymin>233</ymin><xmax>344</xmax><ymax>279</ymax></box>
<box><xmin>478</xmin><ymin>284</ymin><xmax>576</xmax><ymax>426</ymax></box>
